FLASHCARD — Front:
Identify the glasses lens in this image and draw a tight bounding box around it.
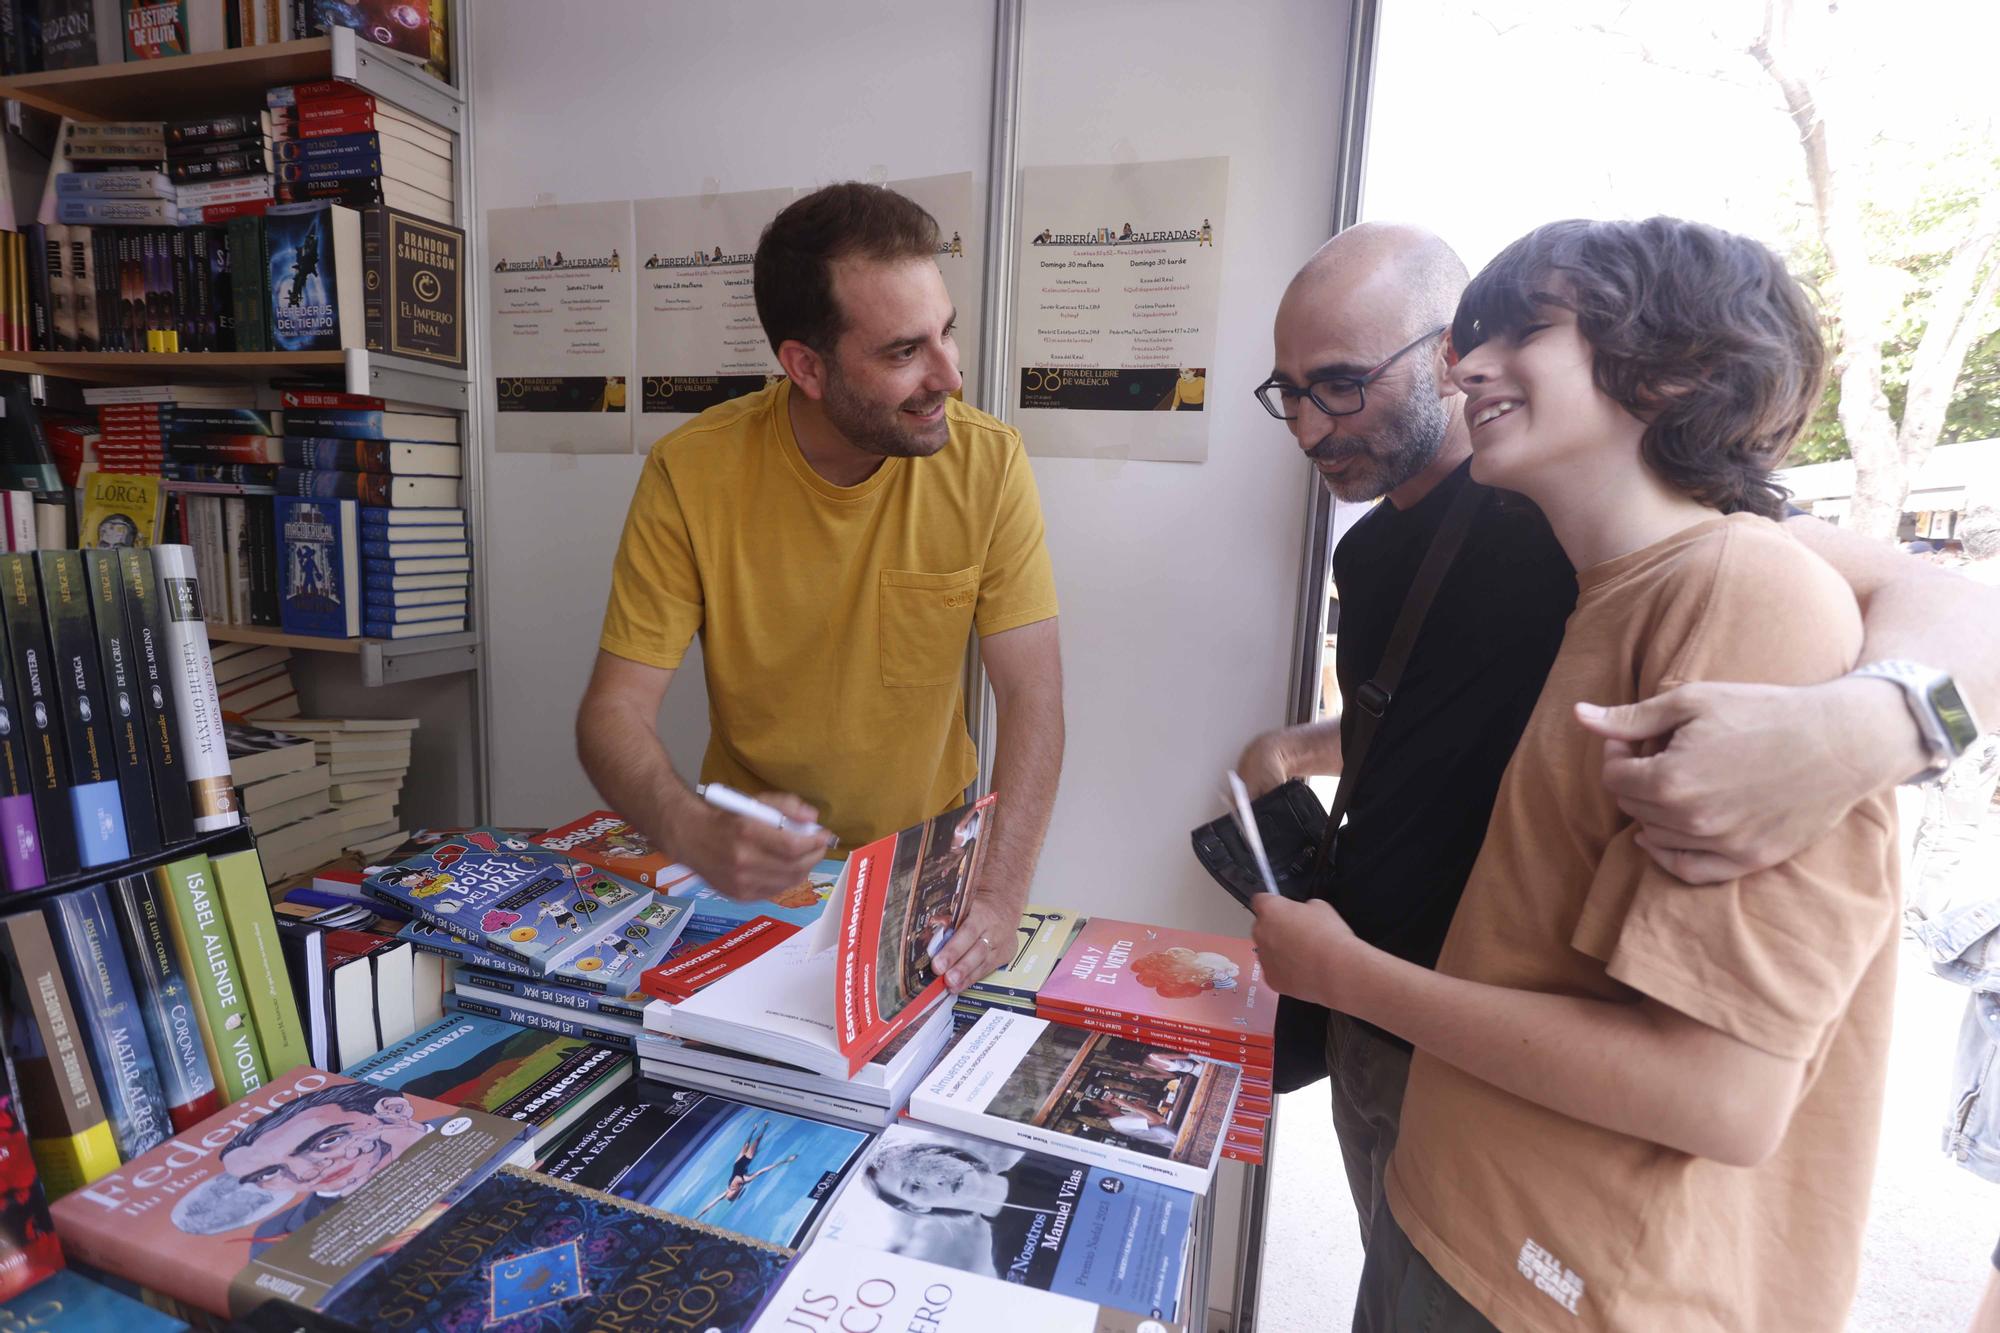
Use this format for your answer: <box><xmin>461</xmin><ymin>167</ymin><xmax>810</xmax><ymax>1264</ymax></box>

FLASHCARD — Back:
<box><xmin>1309</xmin><ymin>380</ymin><xmax>1365</xmax><ymax>417</ymax></box>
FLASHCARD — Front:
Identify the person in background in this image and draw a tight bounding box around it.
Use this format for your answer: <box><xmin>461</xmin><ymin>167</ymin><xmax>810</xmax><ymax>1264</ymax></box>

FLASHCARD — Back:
<box><xmin>577</xmin><ymin>183</ymin><xmax>1064</xmax><ymax>994</ymax></box>
<box><xmin>1236</xmin><ymin>222</ymin><xmax>2000</xmax><ymax>1251</ymax></box>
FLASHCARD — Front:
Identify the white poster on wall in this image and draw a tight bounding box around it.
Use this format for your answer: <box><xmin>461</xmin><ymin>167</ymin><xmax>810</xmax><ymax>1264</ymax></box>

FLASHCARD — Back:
<box><xmin>1011</xmin><ymin>156</ymin><xmax>1228</xmax><ymax>463</ymax></box>
<box><xmin>889</xmin><ymin>172</ymin><xmax>981</xmax><ymax>402</ymax></box>
<box><xmin>631</xmin><ymin>186</ymin><xmax>795</xmax><ymax>447</ymax></box>
<box><xmin>486</xmin><ymin>200</ymin><xmax>635</xmax><ymax>455</ymax></box>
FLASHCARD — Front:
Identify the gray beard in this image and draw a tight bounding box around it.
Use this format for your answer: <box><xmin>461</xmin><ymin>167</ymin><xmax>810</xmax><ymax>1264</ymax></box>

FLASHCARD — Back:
<box><xmin>1308</xmin><ymin>387</ymin><xmax>1451</xmax><ymax>503</ymax></box>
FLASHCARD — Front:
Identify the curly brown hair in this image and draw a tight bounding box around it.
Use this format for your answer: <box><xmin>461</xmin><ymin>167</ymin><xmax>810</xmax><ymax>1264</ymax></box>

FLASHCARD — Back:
<box><xmin>1450</xmin><ymin>217</ymin><xmax>1825</xmax><ymax>519</ymax></box>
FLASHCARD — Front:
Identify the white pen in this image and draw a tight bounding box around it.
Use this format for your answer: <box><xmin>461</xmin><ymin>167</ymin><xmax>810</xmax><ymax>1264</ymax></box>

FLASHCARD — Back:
<box><xmin>697</xmin><ymin>782</ymin><xmax>836</xmax><ymax>846</ymax></box>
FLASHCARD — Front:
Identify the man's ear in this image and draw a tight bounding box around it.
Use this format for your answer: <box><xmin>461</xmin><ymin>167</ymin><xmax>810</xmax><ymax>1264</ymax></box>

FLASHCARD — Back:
<box><xmin>778</xmin><ymin>340</ymin><xmax>827</xmax><ymax>399</ymax></box>
<box><xmin>375</xmin><ymin>1096</ymin><xmax>415</xmax><ymax>1123</ymax></box>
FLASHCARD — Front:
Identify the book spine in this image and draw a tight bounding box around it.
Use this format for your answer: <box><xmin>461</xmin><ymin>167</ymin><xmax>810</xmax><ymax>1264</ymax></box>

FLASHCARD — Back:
<box><xmin>24</xmin><ymin>223</ymin><xmax>49</xmax><ymax>352</ymax></box>
<box><xmin>168</xmin><ymin>111</ymin><xmax>264</xmax><ymax>142</ymax></box>
<box><xmin>81</xmin><ymin>549</ymin><xmax>159</xmax><ymax>858</ymax></box>
<box><xmin>0</xmin><ymin>913</ymin><xmax>120</xmax><ymax>1197</ymax></box>
<box><xmin>0</xmin><ymin>598</ymin><xmax>44</xmax><ymax>892</ymax></box>
<box><xmin>275</xmin><ymin>132</ymin><xmax>379</xmax><ymax>163</ymax></box>
<box><xmin>172</xmin><ymin>435</ymin><xmax>283</xmax><ymax>464</ymax></box>
<box><xmin>35</xmin><ymin>551</ymin><xmax>129</xmax><ymax>867</ymax></box>
<box><xmin>400</xmin><ymin>930</ymin><xmax>532</xmax><ymax>977</ymax></box>
<box><xmin>458</xmin><ymin>968</ymin><xmax>645</xmax><ymax>1020</ymax></box>
<box><xmin>165</xmin><ymin>132</ymin><xmax>268</xmax><ymax>161</ymax></box>
<box><xmin>443</xmin><ymin>991</ymin><xmax>636</xmax><ymax>1053</ymax></box>
<box><xmin>70</xmin><ymin>227</ymin><xmax>99</xmax><ymax>351</ymax></box>
<box><xmin>53</xmin><ymin>170</ymin><xmax>174</xmax><ymax>198</ymax></box>
<box><xmin>107</xmin><ymin>873</ymin><xmax>221</xmax><ymax>1133</ymax></box>
<box><xmin>169</xmin><ymin>152</ymin><xmax>266</xmax><ymax>183</ymax></box>
<box><xmin>156</xmin><ymin>856</ymin><xmax>268</xmax><ymax>1101</ymax></box>
<box><xmin>44</xmin><ymin>884</ymin><xmax>172</xmax><ymax>1162</ymax></box>
<box><xmin>53</xmin><ymin>198</ymin><xmax>184</xmax><ymax>226</ymax></box>
<box><xmin>1032</xmin><ymin>998</ymin><xmax>1275</xmax><ymax>1052</ymax></box>
<box><xmin>115</xmin><ymin>547</ymin><xmax>195</xmax><ymax>843</ymax></box>
<box><xmin>274</xmin><ymin>178</ymin><xmax>383</xmax><ymax>207</ymax></box>
<box><xmin>276</xmin><ymin>157</ymin><xmax>380</xmax><ymax>185</ymax></box>
<box><xmin>210</xmin><ymin>847</ymin><xmax>310</xmax><ymax>1080</ymax></box>
<box><xmin>247</xmin><ymin>496</ymin><xmax>279</xmax><ymax>627</ymax></box>
<box><xmin>0</xmin><ymin>555</ymin><xmax>80</xmax><ymax>880</ymax></box>
<box><xmin>146</xmin><ymin>545</ymin><xmax>239</xmax><ymax>832</ymax></box>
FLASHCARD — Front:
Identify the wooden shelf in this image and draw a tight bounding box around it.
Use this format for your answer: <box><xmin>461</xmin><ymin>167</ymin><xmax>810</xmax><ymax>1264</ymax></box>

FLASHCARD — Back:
<box><xmin>209</xmin><ymin>625</ymin><xmax>480</xmax><ymax>686</ymax></box>
<box><xmin>209</xmin><ymin>625</ymin><xmax>362</xmax><ymax>654</ymax></box>
<box><xmin>0</xmin><ymin>30</ymin><xmax>461</xmax><ymax>127</ymax></box>
<box><xmin>0</xmin><ymin>350</ymin><xmax>347</xmax><ymax>384</ymax></box>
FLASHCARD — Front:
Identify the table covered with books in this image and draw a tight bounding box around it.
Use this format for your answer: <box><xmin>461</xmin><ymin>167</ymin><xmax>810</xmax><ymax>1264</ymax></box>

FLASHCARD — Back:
<box><xmin>0</xmin><ymin>800</ymin><xmax>1272</xmax><ymax>1331</ymax></box>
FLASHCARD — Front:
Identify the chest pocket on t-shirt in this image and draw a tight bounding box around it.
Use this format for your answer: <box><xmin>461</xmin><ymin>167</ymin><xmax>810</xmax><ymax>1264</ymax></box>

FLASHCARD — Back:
<box><xmin>880</xmin><ymin>566</ymin><xmax>980</xmax><ymax>687</ymax></box>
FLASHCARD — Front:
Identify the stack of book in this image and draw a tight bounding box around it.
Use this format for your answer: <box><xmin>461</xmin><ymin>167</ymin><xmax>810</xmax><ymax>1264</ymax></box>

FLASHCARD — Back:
<box><xmin>164</xmin><ymin>110</ymin><xmax>275</xmax><ymax>220</ymax></box>
<box><xmin>267</xmin><ymin>716</ymin><xmax>418</xmax><ymax>860</ymax></box>
<box><xmin>953</xmin><ymin>902</ymin><xmax>1088</xmax><ymax>1028</ymax></box>
<box><xmin>269</xmin><ymin>886</ymin><xmax>444</xmax><ymax>1072</ymax></box>
<box><xmin>1034</xmin><ymin>919</ymin><xmax>1274</xmax><ymax>1164</ymax></box>
<box><xmin>213</xmin><ymin>641</ymin><xmax>299</xmax><ymax>719</ymax></box>
<box><xmin>0</xmin><ymin>845</ymin><xmax>305</xmax><ymax>1192</ymax></box>
<box><xmin>268</xmin><ymin>81</ymin><xmax>455</xmax><ymax>224</ymax></box>
<box><xmin>224</xmin><ymin>717</ymin><xmax>348</xmax><ymax>882</ymax></box>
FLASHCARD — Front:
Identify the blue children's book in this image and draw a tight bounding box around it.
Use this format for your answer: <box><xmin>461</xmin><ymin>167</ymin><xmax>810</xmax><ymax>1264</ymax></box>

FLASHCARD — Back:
<box><xmin>43</xmin><ymin>884</ymin><xmax>172</xmax><ymax>1162</ymax></box>
<box><xmin>402</xmin><ymin>895</ymin><xmax>691</xmax><ymax>1004</ymax></box>
<box><xmin>364</xmin><ymin>827</ymin><xmax>655</xmax><ymax>975</ymax></box>
<box><xmin>322</xmin><ymin>1167</ymin><xmax>791</xmax><ymax>1331</ymax></box>
<box><xmin>275</xmin><ymin>496</ymin><xmax>360</xmax><ymax>637</ymax></box>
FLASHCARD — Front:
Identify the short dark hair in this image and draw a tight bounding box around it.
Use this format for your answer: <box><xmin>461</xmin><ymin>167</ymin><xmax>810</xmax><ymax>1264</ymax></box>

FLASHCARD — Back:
<box><xmin>754</xmin><ymin>183</ymin><xmax>941</xmax><ymax>356</ymax></box>
<box><xmin>225</xmin><ymin>1080</ymin><xmax>405</xmax><ymax>1152</ymax></box>
<box><xmin>1450</xmin><ymin>217</ymin><xmax>1824</xmax><ymax>519</ymax></box>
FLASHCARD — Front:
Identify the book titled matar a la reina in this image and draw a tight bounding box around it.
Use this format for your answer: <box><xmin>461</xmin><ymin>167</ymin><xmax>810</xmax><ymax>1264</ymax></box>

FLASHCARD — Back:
<box><xmin>321</xmin><ymin>1167</ymin><xmax>791</xmax><ymax>1332</ymax></box>
<box><xmin>908</xmin><ymin>1009</ymin><xmax>1241</xmax><ymax>1196</ymax></box>
<box><xmin>48</xmin><ymin>1065</ymin><xmax>531</xmax><ymax>1319</ymax></box>
<box><xmin>362</xmin><ymin>825</ymin><xmax>655</xmax><ymax>976</ymax></box>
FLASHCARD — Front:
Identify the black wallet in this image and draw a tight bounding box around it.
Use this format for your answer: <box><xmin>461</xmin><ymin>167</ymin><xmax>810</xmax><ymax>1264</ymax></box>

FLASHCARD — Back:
<box><xmin>1189</xmin><ymin>777</ymin><xmax>1331</xmax><ymax>908</ymax></box>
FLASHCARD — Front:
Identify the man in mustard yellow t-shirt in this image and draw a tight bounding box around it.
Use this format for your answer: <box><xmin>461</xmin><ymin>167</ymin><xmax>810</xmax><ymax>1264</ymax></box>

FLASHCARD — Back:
<box><xmin>577</xmin><ymin>183</ymin><xmax>1064</xmax><ymax>993</ymax></box>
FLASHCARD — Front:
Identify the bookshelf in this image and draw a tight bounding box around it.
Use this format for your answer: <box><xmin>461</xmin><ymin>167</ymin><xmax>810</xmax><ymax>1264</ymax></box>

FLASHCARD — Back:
<box><xmin>0</xmin><ymin>28</ymin><xmax>461</xmax><ymax>129</ymax></box>
<box><xmin>0</xmin><ymin>823</ymin><xmax>255</xmax><ymax>912</ymax></box>
<box><xmin>0</xmin><ymin>13</ymin><xmax>490</xmax><ymax>826</ymax></box>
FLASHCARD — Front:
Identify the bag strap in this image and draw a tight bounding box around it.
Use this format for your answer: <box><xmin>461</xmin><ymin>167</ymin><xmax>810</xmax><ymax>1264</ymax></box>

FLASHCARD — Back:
<box><xmin>1309</xmin><ymin>478</ymin><xmax>1489</xmax><ymax>881</ymax></box>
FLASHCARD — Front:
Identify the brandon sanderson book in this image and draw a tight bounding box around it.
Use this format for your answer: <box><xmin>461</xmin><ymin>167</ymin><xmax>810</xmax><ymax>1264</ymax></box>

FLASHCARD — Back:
<box><xmin>321</xmin><ymin>1167</ymin><xmax>791</xmax><ymax>1332</ymax></box>
<box><xmin>47</xmin><ymin>1065</ymin><xmax>532</xmax><ymax>1319</ymax></box>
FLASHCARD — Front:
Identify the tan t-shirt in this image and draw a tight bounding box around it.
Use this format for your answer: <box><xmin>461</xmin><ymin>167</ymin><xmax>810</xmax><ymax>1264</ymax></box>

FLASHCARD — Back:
<box><xmin>1385</xmin><ymin>513</ymin><xmax>1899</xmax><ymax>1333</ymax></box>
<box><xmin>599</xmin><ymin>380</ymin><xmax>1059</xmax><ymax>849</ymax></box>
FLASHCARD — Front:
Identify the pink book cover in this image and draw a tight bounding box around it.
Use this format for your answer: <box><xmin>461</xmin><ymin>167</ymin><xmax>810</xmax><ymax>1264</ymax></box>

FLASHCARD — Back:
<box><xmin>1036</xmin><ymin>918</ymin><xmax>1277</xmax><ymax>1047</ymax></box>
<box><xmin>49</xmin><ymin>1065</ymin><xmax>528</xmax><ymax>1318</ymax></box>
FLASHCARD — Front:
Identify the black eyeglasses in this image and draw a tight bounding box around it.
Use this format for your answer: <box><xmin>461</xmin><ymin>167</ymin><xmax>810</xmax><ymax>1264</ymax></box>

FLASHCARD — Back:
<box><xmin>1253</xmin><ymin>325</ymin><xmax>1447</xmax><ymax>421</ymax></box>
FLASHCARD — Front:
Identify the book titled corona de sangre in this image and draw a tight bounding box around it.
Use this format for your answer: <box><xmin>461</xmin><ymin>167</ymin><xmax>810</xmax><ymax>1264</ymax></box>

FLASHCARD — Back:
<box><xmin>49</xmin><ymin>1066</ymin><xmax>532</xmax><ymax>1320</ymax></box>
<box><xmin>321</xmin><ymin>1167</ymin><xmax>792</xmax><ymax>1332</ymax></box>
<box><xmin>362</xmin><ymin>826</ymin><xmax>655</xmax><ymax>976</ymax></box>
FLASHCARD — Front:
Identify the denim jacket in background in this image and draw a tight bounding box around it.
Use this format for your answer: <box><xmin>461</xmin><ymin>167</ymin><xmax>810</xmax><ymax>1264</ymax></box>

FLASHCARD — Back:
<box><xmin>1906</xmin><ymin>733</ymin><xmax>2000</xmax><ymax>990</ymax></box>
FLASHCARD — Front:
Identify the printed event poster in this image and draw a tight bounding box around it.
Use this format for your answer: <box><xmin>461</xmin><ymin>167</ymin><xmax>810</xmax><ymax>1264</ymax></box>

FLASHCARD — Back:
<box><xmin>486</xmin><ymin>200</ymin><xmax>635</xmax><ymax>455</ymax></box>
<box><xmin>632</xmin><ymin>187</ymin><xmax>795</xmax><ymax>444</ymax></box>
<box><xmin>1012</xmin><ymin>156</ymin><xmax>1229</xmax><ymax>463</ymax></box>
<box><xmin>890</xmin><ymin>172</ymin><xmax>981</xmax><ymax>400</ymax></box>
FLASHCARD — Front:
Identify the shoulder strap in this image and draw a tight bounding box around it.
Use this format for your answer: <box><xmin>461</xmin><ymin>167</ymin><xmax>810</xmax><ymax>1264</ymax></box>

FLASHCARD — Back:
<box><xmin>1310</xmin><ymin>478</ymin><xmax>1489</xmax><ymax>880</ymax></box>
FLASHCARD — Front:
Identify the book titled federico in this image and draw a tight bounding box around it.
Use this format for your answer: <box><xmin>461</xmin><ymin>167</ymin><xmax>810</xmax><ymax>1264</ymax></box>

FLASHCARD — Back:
<box><xmin>363</xmin><ymin>826</ymin><xmax>655</xmax><ymax>975</ymax></box>
<box><xmin>274</xmin><ymin>497</ymin><xmax>360</xmax><ymax>637</ymax></box>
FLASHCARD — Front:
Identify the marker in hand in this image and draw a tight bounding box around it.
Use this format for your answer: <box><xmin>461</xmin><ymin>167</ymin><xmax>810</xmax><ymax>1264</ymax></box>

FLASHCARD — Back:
<box><xmin>697</xmin><ymin>782</ymin><xmax>837</xmax><ymax>848</ymax></box>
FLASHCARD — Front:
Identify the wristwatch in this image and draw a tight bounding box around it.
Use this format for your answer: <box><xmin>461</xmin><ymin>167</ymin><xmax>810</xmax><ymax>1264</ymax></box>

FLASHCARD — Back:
<box><xmin>1849</xmin><ymin>660</ymin><xmax>1983</xmax><ymax>782</ymax></box>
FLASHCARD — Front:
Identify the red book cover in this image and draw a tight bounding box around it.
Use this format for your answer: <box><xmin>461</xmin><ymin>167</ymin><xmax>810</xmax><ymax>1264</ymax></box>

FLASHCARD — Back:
<box><xmin>48</xmin><ymin>1065</ymin><xmax>529</xmax><ymax>1318</ymax></box>
<box><xmin>0</xmin><ymin>1043</ymin><xmax>63</xmax><ymax>1300</ymax></box>
<box><xmin>532</xmin><ymin>810</ymin><xmax>683</xmax><ymax>889</ymax></box>
<box><xmin>1035</xmin><ymin>918</ymin><xmax>1276</xmax><ymax>1048</ymax></box>
<box><xmin>640</xmin><ymin>916</ymin><xmax>800</xmax><ymax>1002</ymax></box>
<box><xmin>813</xmin><ymin>793</ymin><xmax>996</xmax><ymax>1075</ymax></box>
<box><xmin>282</xmin><ymin>389</ymin><xmax>387</xmax><ymax>411</ymax></box>
<box><xmin>1034</xmin><ymin>1005</ymin><xmax>1277</xmax><ymax>1067</ymax></box>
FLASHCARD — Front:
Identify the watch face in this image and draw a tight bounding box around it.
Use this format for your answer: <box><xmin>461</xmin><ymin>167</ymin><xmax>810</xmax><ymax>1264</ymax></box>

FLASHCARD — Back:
<box><xmin>1927</xmin><ymin>678</ymin><xmax>1981</xmax><ymax>755</ymax></box>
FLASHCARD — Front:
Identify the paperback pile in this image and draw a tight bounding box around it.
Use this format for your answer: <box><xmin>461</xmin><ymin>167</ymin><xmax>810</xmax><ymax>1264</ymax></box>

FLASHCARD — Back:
<box><xmin>953</xmin><ymin>902</ymin><xmax>1087</xmax><ymax>1027</ymax></box>
<box><xmin>268</xmin><ymin>80</ymin><xmax>455</xmax><ymax>224</ymax></box>
<box><xmin>271</xmin><ymin>716</ymin><xmax>419</xmax><ymax>861</ymax></box>
<box><xmin>1034</xmin><ymin>919</ymin><xmax>1273</xmax><ymax>1164</ymax></box>
<box><xmin>212</xmin><ymin>641</ymin><xmax>299</xmax><ymax>719</ymax></box>
<box><xmin>164</xmin><ymin>110</ymin><xmax>276</xmax><ymax>220</ymax></box>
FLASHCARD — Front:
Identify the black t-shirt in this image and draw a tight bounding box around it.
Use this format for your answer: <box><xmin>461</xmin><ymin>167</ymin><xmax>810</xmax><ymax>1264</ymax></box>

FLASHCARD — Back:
<box><xmin>1329</xmin><ymin>460</ymin><xmax>1577</xmax><ymax>973</ymax></box>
